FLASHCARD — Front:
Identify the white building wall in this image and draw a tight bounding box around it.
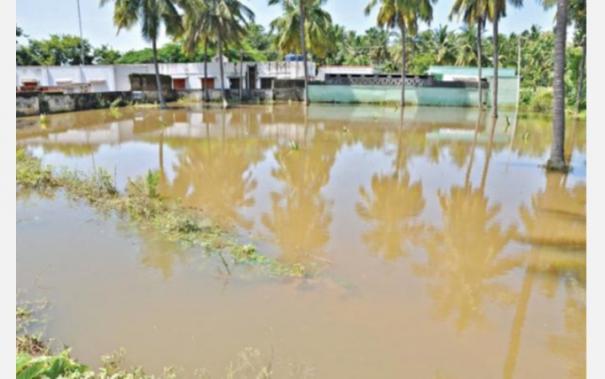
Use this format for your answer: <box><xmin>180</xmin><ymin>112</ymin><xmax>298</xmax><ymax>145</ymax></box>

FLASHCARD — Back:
<box><xmin>17</xmin><ymin>61</ymin><xmax>318</xmax><ymax>92</ymax></box>
<box><xmin>316</xmin><ymin>65</ymin><xmax>375</xmax><ymax>81</ymax></box>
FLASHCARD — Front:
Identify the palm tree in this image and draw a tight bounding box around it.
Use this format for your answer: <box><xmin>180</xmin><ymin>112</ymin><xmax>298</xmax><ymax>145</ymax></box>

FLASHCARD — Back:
<box><xmin>269</xmin><ymin>0</ymin><xmax>333</xmax><ymax>106</ymax></box>
<box><xmin>100</xmin><ymin>0</ymin><xmax>184</xmax><ymax>109</ymax></box>
<box><xmin>182</xmin><ymin>0</ymin><xmax>254</xmax><ymax>108</ymax></box>
<box><xmin>450</xmin><ymin>0</ymin><xmax>489</xmax><ymax>108</ymax></box>
<box><xmin>365</xmin><ymin>0</ymin><xmax>435</xmax><ymax>107</ymax></box>
<box><xmin>542</xmin><ymin>0</ymin><xmax>568</xmax><ymax>170</ymax></box>
<box><xmin>182</xmin><ymin>1</ymin><xmax>214</xmax><ymax>102</ymax></box>
<box><xmin>432</xmin><ymin>25</ymin><xmax>456</xmax><ymax>65</ymax></box>
<box><xmin>486</xmin><ymin>0</ymin><xmax>523</xmax><ymax>118</ymax></box>
<box><xmin>454</xmin><ymin>25</ymin><xmax>479</xmax><ymax>66</ymax></box>
<box><xmin>569</xmin><ymin>0</ymin><xmax>586</xmax><ymax>115</ymax></box>
<box><xmin>365</xmin><ymin>27</ymin><xmax>392</xmax><ymax>65</ymax></box>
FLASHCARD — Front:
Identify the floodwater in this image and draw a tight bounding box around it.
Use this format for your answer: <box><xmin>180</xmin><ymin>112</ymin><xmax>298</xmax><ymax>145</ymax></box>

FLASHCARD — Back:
<box><xmin>16</xmin><ymin>104</ymin><xmax>586</xmax><ymax>378</ymax></box>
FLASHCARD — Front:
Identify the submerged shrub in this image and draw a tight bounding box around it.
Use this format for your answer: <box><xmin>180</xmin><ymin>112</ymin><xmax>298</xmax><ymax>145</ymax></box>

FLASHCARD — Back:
<box><xmin>59</xmin><ymin>169</ymin><xmax>118</xmax><ymax>204</ymax></box>
<box><xmin>16</xmin><ymin>148</ymin><xmax>57</xmax><ymax>189</ymax></box>
<box><xmin>16</xmin><ymin>151</ymin><xmax>315</xmax><ymax>279</ymax></box>
<box><xmin>145</xmin><ymin>170</ymin><xmax>160</xmax><ymax>198</ymax></box>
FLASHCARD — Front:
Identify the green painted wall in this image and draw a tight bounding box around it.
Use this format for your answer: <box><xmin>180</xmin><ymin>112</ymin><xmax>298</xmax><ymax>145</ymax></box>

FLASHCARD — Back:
<box><xmin>485</xmin><ymin>77</ymin><xmax>519</xmax><ymax>108</ymax></box>
<box><xmin>309</xmin><ymin>80</ymin><xmax>518</xmax><ymax>108</ymax></box>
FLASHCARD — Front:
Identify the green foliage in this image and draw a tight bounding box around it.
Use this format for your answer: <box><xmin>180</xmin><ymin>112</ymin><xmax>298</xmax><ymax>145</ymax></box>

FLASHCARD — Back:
<box><xmin>17</xmin><ymin>351</ymin><xmax>89</xmax><ymax>379</ymax></box>
<box><xmin>16</xmin><ymin>148</ymin><xmax>57</xmax><ymax>189</ymax></box>
<box><xmin>93</xmin><ymin>45</ymin><xmax>122</xmax><ymax>64</ymax></box>
<box><xmin>525</xmin><ymin>87</ymin><xmax>554</xmax><ymax>113</ymax></box>
<box><xmin>145</xmin><ymin>170</ymin><xmax>161</xmax><ymax>198</ymax></box>
<box><xmin>269</xmin><ymin>0</ymin><xmax>333</xmax><ymax>59</ymax></box>
<box><xmin>117</xmin><ymin>48</ymin><xmax>155</xmax><ymax>64</ymax></box>
<box><xmin>17</xmin><ymin>34</ymin><xmax>94</xmax><ymax>66</ymax></box>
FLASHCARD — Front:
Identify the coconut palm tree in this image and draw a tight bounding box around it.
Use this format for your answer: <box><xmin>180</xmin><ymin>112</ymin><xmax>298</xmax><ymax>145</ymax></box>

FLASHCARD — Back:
<box><xmin>182</xmin><ymin>0</ymin><xmax>254</xmax><ymax>108</ymax></box>
<box><xmin>450</xmin><ymin>0</ymin><xmax>490</xmax><ymax>108</ymax></box>
<box><xmin>486</xmin><ymin>0</ymin><xmax>523</xmax><ymax>118</ymax></box>
<box><xmin>364</xmin><ymin>0</ymin><xmax>435</xmax><ymax>107</ymax></box>
<box><xmin>182</xmin><ymin>1</ymin><xmax>214</xmax><ymax>102</ymax></box>
<box><xmin>541</xmin><ymin>0</ymin><xmax>568</xmax><ymax>170</ymax></box>
<box><xmin>432</xmin><ymin>25</ymin><xmax>456</xmax><ymax>65</ymax></box>
<box><xmin>100</xmin><ymin>0</ymin><xmax>184</xmax><ymax>109</ymax></box>
<box><xmin>269</xmin><ymin>0</ymin><xmax>332</xmax><ymax>106</ymax></box>
<box><xmin>569</xmin><ymin>0</ymin><xmax>586</xmax><ymax>115</ymax></box>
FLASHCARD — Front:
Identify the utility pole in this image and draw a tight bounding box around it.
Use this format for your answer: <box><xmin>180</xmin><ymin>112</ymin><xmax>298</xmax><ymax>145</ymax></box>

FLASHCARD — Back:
<box><xmin>76</xmin><ymin>0</ymin><xmax>85</xmax><ymax>64</ymax></box>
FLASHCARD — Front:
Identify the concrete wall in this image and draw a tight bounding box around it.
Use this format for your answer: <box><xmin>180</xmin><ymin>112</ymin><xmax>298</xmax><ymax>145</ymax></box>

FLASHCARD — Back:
<box><xmin>308</xmin><ymin>84</ymin><xmax>490</xmax><ymax>107</ymax></box>
<box><xmin>485</xmin><ymin>77</ymin><xmax>519</xmax><ymax>108</ymax></box>
<box><xmin>308</xmin><ymin>78</ymin><xmax>518</xmax><ymax>107</ymax></box>
<box><xmin>316</xmin><ymin>66</ymin><xmax>375</xmax><ymax>81</ymax></box>
<box><xmin>16</xmin><ymin>91</ymin><xmax>170</xmax><ymax>117</ymax></box>
<box><xmin>16</xmin><ymin>94</ymin><xmax>40</xmax><ymax>116</ymax></box>
<box><xmin>176</xmin><ymin>88</ymin><xmax>303</xmax><ymax>103</ymax></box>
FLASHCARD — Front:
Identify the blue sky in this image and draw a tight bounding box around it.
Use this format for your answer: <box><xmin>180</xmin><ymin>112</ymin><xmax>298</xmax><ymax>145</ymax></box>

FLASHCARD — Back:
<box><xmin>16</xmin><ymin>0</ymin><xmax>556</xmax><ymax>52</ymax></box>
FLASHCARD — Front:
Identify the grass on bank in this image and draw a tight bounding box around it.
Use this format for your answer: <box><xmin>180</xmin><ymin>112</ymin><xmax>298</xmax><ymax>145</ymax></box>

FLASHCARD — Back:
<box><xmin>17</xmin><ymin>303</ymin><xmax>277</xmax><ymax>379</ymax></box>
<box><xmin>17</xmin><ymin>305</ymin><xmax>179</xmax><ymax>379</ymax></box>
<box><xmin>16</xmin><ymin>148</ymin><xmax>310</xmax><ymax>278</ymax></box>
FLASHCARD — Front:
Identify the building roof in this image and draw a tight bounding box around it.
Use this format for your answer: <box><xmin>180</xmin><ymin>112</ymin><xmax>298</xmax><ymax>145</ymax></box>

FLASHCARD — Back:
<box><xmin>427</xmin><ymin>65</ymin><xmax>517</xmax><ymax>78</ymax></box>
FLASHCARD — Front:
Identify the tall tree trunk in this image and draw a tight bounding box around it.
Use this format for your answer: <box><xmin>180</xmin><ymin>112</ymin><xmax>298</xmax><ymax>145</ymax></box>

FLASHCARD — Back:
<box><xmin>575</xmin><ymin>34</ymin><xmax>586</xmax><ymax>115</ymax></box>
<box><xmin>400</xmin><ymin>23</ymin><xmax>407</xmax><ymax>107</ymax></box>
<box><xmin>298</xmin><ymin>0</ymin><xmax>309</xmax><ymax>106</ymax></box>
<box><xmin>547</xmin><ymin>0</ymin><xmax>568</xmax><ymax>170</ymax></box>
<box><xmin>480</xmin><ymin>117</ymin><xmax>497</xmax><ymax>193</ymax></box>
<box><xmin>477</xmin><ymin>18</ymin><xmax>483</xmax><ymax>108</ymax></box>
<box><xmin>151</xmin><ymin>38</ymin><xmax>166</xmax><ymax>109</ymax></box>
<box><xmin>239</xmin><ymin>49</ymin><xmax>243</xmax><ymax>102</ymax></box>
<box><xmin>491</xmin><ymin>18</ymin><xmax>499</xmax><ymax>118</ymax></box>
<box><xmin>465</xmin><ymin>111</ymin><xmax>483</xmax><ymax>188</ymax></box>
<box><xmin>204</xmin><ymin>39</ymin><xmax>209</xmax><ymax>102</ymax></box>
<box><xmin>217</xmin><ymin>28</ymin><xmax>228</xmax><ymax>109</ymax></box>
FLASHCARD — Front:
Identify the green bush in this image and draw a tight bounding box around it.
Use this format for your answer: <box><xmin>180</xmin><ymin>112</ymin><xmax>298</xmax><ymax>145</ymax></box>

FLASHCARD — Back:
<box><xmin>17</xmin><ymin>350</ymin><xmax>89</xmax><ymax>379</ymax></box>
<box><xmin>527</xmin><ymin>87</ymin><xmax>554</xmax><ymax>113</ymax></box>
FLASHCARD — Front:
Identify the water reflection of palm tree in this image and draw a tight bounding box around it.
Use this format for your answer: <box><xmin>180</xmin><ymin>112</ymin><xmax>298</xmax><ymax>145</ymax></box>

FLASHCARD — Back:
<box><xmin>415</xmin><ymin>117</ymin><xmax>520</xmax><ymax>331</ymax></box>
<box><xmin>503</xmin><ymin>173</ymin><xmax>585</xmax><ymax>379</ymax></box>
<box><xmin>261</xmin><ymin>120</ymin><xmax>339</xmax><ymax>265</ymax></box>
<box><xmin>356</xmin><ymin>111</ymin><xmax>426</xmax><ymax>261</ymax></box>
<box><xmin>164</xmin><ymin>111</ymin><xmax>265</xmax><ymax>230</ymax></box>
<box><xmin>356</xmin><ymin>173</ymin><xmax>425</xmax><ymax>260</ymax></box>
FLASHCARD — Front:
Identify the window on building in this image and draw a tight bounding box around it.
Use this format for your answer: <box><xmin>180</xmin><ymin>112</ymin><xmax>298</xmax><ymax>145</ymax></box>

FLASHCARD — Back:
<box><xmin>200</xmin><ymin>78</ymin><xmax>215</xmax><ymax>90</ymax></box>
<box><xmin>172</xmin><ymin>78</ymin><xmax>187</xmax><ymax>90</ymax></box>
<box><xmin>260</xmin><ymin>78</ymin><xmax>273</xmax><ymax>89</ymax></box>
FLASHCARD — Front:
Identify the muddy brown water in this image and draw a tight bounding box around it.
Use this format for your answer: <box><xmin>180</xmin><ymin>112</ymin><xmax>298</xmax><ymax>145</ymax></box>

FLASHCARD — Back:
<box><xmin>17</xmin><ymin>104</ymin><xmax>585</xmax><ymax>378</ymax></box>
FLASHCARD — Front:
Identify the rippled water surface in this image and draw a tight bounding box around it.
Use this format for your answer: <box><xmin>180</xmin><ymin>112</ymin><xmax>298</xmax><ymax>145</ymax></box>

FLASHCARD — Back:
<box><xmin>17</xmin><ymin>104</ymin><xmax>586</xmax><ymax>378</ymax></box>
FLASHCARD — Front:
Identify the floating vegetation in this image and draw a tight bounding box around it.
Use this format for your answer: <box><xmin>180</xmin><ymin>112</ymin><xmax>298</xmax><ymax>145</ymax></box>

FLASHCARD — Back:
<box><xmin>288</xmin><ymin>140</ymin><xmax>300</xmax><ymax>151</ymax></box>
<box><xmin>39</xmin><ymin>114</ymin><xmax>48</xmax><ymax>128</ymax></box>
<box><xmin>16</xmin><ymin>148</ymin><xmax>316</xmax><ymax>278</ymax></box>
